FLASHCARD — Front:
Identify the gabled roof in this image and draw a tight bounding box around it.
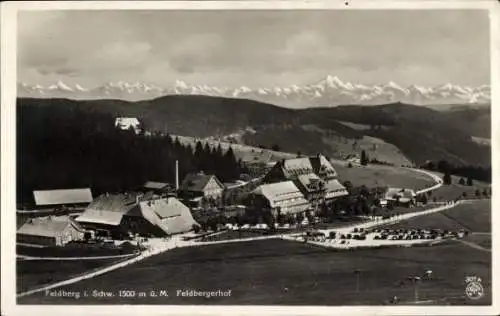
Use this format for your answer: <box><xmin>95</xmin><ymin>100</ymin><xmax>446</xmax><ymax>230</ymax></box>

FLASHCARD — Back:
<box><xmin>181</xmin><ymin>173</ymin><xmax>224</xmax><ymax>192</ymax></box>
<box><xmin>76</xmin><ymin>210</ymin><xmax>125</xmax><ymax>226</ymax></box>
<box><xmin>139</xmin><ymin>197</ymin><xmax>189</xmax><ymax>219</ymax></box>
<box><xmin>310</xmin><ymin>154</ymin><xmax>338</xmax><ymax>178</ymax></box>
<box><xmin>324</xmin><ymin>179</ymin><xmax>346</xmax><ymax>192</ymax></box>
<box><xmin>253</xmin><ymin>181</ymin><xmax>306</xmax><ymax>205</ymax></box>
<box><xmin>75</xmin><ymin>193</ymin><xmax>140</xmax><ymax>226</ymax></box>
<box><xmin>385</xmin><ymin>188</ymin><xmax>416</xmax><ymax>201</ymax></box>
<box><xmin>33</xmin><ymin>188</ymin><xmax>93</xmax><ymax>206</ymax></box>
<box><xmin>324</xmin><ymin>179</ymin><xmax>349</xmax><ymax>199</ymax></box>
<box><xmin>17</xmin><ymin>216</ymin><xmax>82</xmax><ymax>238</ymax></box>
<box><xmin>143</xmin><ymin>181</ymin><xmax>171</xmax><ymax>190</ymax></box>
<box><xmin>296</xmin><ymin>174</ymin><xmax>323</xmax><ymax>192</ymax></box>
<box><xmin>282</xmin><ymin>158</ymin><xmax>314</xmax><ymax>177</ymax></box>
<box><xmin>264</xmin><ymin>154</ymin><xmax>339</xmax><ymax>182</ymax></box>
<box><xmin>138</xmin><ymin>197</ymin><xmax>198</xmax><ymax>235</ymax></box>
<box><xmin>88</xmin><ymin>193</ymin><xmax>140</xmax><ymax>212</ymax></box>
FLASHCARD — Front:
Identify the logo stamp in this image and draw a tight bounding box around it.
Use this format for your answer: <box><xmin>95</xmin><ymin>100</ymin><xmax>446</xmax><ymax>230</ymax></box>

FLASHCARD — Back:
<box><xmin>465</xmin><ymin>276</ymin><xmax>485</xmax><ymax>300</ymax></box>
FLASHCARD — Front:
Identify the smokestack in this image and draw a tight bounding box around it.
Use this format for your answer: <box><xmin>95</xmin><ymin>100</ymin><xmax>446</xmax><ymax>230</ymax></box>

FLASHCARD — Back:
<box><xmin>175</xmin><ymin>160</ymin><xmax>179</xmax><ymax>190</ymax></box>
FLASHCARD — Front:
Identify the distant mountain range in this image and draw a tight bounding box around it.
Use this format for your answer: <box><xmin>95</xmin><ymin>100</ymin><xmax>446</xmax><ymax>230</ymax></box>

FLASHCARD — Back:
<box><xmin>17</xmin><ymin>75</ymin><xmax>491</xmax><ymax>108</ymax></box>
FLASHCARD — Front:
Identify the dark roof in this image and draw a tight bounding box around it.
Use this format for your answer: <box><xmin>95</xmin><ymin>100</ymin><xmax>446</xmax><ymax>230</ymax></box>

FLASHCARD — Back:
<box><xmin>264</xmin><ymin>154</ymin><xmax>338</xmax><ymax>182</ymax></box>
<box><xmin>143</xmin><ymin>181</ymin><xmax>171</xmax><ymax>190</ymax></box>
<box><xmin>76</xmin><ymin>193</ymin><xmax>140</xmax><ymax>226</ymax></box>
<box><xmin>181</xmin><ymin>173</ymin><xmax>223</xmax><ymax>192</ymax></box>
<box><xmin>296</xmin><ymin>174</ymin><xmax>323</xmax><ymax>192</ymax></box>
<box><xmin>33</xmin><ymin>188</ymin><xmax>93</xmax><ymax>206</ymax></box>
<box><xmin>87</xmin><ymin>193</ymin><xmax>140</xmax><ymax>212</ymax></box>
<box><xmin>385</xmin><ymin>188</ymin><xmax>416</xmax><ymax>201</ymax></box>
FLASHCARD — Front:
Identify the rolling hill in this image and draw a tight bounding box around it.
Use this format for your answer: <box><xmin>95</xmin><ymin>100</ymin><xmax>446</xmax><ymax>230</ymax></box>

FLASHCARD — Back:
<box><xmin>17</xmin><ymin>96</ymin><xmax>491</xmax><ymax>168</ymax></box>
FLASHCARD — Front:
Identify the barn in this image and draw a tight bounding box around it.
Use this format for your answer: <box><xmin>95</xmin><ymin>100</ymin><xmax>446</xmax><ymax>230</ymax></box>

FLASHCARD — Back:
<box><xmin>75</xmin><ymin>193</ymin><xmax>140</xmax><ymax>238</ymax></box>
<box><xmin>31</xmin><ymin>188</ymin><xmax>93</xmax><ymax>211</ymax></box>
<box><xmin>17</xmin><ymin>216</ymin><xmax>85</xmax><ymax>247</ymax></box>
<box><xmin>76</xmin><ymin>193</ymin><xmax>198</xmax><ymax>238</ymax></box>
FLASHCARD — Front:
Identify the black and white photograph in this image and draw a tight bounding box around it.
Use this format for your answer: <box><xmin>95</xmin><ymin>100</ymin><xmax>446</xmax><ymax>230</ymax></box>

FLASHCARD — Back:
<box><xmin>1</xmin><ymin>1</ymin><xmax>499</xmax><ymax>315</ymax></box>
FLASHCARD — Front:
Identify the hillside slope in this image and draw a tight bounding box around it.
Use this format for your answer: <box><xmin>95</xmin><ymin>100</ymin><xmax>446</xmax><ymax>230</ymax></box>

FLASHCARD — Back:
<box><xmin>17</xmin><ymin>97</ymin><xmax>490</xmax><ymax>167</ymax></box>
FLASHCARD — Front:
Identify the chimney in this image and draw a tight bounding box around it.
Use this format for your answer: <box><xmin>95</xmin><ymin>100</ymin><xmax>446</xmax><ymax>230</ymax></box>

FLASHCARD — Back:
<box><xmin>175</xmin><ymin>160</ymin><xmax>179</xmax><ymax>190</ymax></box>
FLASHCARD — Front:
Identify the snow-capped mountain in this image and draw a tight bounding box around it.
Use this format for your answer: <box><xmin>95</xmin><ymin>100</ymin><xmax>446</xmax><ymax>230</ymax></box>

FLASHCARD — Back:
<box><xmin>17</xmin><ymin>75</ymin><xmax>491</xmax><ymax>108</ymax></box>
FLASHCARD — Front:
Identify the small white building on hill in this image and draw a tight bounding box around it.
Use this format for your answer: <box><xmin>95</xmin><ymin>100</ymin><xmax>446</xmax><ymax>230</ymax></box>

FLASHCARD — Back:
<box><xmin>115</xmin><ymin>117</ymin><xmax>141</xmax><ymax>134</ymax></box>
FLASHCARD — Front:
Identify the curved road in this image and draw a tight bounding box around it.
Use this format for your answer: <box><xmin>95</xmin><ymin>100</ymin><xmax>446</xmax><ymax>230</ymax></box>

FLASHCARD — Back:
<box><xmin>17</xmin><ymin>160</ymin><xmax>446</xmax><ymax>298</ymax></box>
<box><xmin>405</xmin><ymin>167</ymin><xmax>443</xmax><ymax>195</ymax></box>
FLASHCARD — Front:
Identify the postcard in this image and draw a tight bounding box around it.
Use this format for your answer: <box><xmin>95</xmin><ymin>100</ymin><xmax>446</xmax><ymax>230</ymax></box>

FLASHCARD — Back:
<box><xmin>1</xmin><ymin>1</ymin><xmax>498</xmax><ymax>315</ymax></box>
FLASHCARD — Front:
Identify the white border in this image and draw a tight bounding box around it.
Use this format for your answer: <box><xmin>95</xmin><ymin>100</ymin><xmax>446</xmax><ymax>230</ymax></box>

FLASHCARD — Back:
<box><xmin>2</xmin><ymin>1</ymin><xmax>499</xmax><ymax>316</ymax></box>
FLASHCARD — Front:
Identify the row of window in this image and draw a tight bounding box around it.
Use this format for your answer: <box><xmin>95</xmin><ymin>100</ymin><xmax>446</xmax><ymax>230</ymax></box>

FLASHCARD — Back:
<box><xmin>273</xmin><ymin>197</ymin><xmax>307</xmax><ymax>205</ymax></box>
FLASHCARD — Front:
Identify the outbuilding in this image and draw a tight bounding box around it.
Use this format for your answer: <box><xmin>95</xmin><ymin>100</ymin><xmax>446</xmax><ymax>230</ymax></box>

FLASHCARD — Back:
<box><xmin>17</xmin><ymin>216</ymin><xmax>85</xmax><ymax>247</ymax></box>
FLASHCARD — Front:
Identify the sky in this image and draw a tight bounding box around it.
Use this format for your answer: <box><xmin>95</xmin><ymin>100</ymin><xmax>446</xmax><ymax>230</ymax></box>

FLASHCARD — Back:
<box><xmin>17</xmin><ymin>9</ymin><xmax>490</xmax><ymax>88</ymax></box>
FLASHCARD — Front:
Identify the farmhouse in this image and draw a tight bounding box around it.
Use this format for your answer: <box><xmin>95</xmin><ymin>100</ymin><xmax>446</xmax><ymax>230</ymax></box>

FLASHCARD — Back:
<box><xmin>179</xmin><ymin>172</ymin><xmax>225</xmax><ymax>207</ymax></box>
<box><xmin>114</xmin><ymin>117</ymin><xmax>141</xmax><ymax>134</ymax></box>
<box><xmin>75</xmin><ymin>193</ymin><xmax>138</xmax><ymax>237</ymax></box>
<box><xmin>383</xmin><ymin>188</ymin><xmax>417</xmax><ymax>207</ymax></box>
<box><xmin>17</xmin><ymin>216</ymin><xmax>86</xmax><ymax>246</ymax></box>
<box><xmin>124</xmin><ymin>197</ymin><xmax>199</xmax><ymax>235</ymax></box>
<box><xmin>247</xmin><ymin>181</ymin><xmax>311</xmax><ymax>218</ymax></box>
<box><xmin>76</xmin><ymin>193</ymin><xmax>197</xmax><ymax>237</ymax></box>
<box><xmin>31</xmin><ymin>188</ymin><xmax>93</xmax><ymax>211</ymax></box>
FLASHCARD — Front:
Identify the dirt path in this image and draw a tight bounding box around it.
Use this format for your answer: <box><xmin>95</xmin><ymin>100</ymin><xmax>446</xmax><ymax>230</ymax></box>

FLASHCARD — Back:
<box><xmin>17</xmin><ymin>149</ymin><xmax>444</xmax><ymax>298</ymax></box>
<box><xmin>456</xmin><ymin>239</ymin><xmax>491</xmax><ymax>253</ymax></box>
<box><xmin>17</xmin><ymin>252</ymin><xmax>139</xmax><ymax>261</ymax></box>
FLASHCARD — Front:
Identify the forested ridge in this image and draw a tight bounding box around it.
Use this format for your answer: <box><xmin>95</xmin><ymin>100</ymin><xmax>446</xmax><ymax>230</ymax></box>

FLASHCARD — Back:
<box><xmin>17</xmin><ymin>102</ymin><xmax>247</xmax><ymax>205</ymax></box>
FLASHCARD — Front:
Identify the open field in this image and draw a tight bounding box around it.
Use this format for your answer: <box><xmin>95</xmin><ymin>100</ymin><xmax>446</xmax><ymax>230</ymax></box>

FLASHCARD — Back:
<box><xmin>321</xmin><ymin>134</ymin><xmax>412</xmax><ymax>167</ymax></box>
<box><xmin>173</xmin><ymin>134</ymin><xmax>436</xmax><ymax>191</ymax></box>
<box><xmin>18</xmin><ymin>238</ymin><xmax>490</xmax><ymax>305</ymax></box>
<box><xmin>17</xmin><ymin>244</ymin><xmax>139</xmax><ymax>258</ymax></box>
<box><xmin>17</xmin><ymin>258</ymin><xmax>130</xmax><ymax>294</ymax></box>
<box><xmin>427</xmin><ymin>174</ymin><xmax>491</xmax><ymax>202</ymax></box>
<box><xmin>384</xmin><ymin>200</ymin><xmax>491</xmax><ymax>233</ymax></box>
<box><xmin>463</xmin><ymin>234</ymin><xmax>492</xmax><ymax>250</ymax></box>
<box><xmin>333</xmin><ymin>163</ymin><xmax>435</xmax><ymax>190</ymax></box>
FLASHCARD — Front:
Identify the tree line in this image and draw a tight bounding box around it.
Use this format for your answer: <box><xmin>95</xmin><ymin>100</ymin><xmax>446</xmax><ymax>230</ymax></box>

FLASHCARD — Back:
<box><xmin>17</xmin><ymin>103</ymin><xmax>247</xmax><ymax>206</ymax></box>
<box><xmin>422</xmin><ymin>160</ymin><xmax>491</xmax><ymax>183</ymax></box>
